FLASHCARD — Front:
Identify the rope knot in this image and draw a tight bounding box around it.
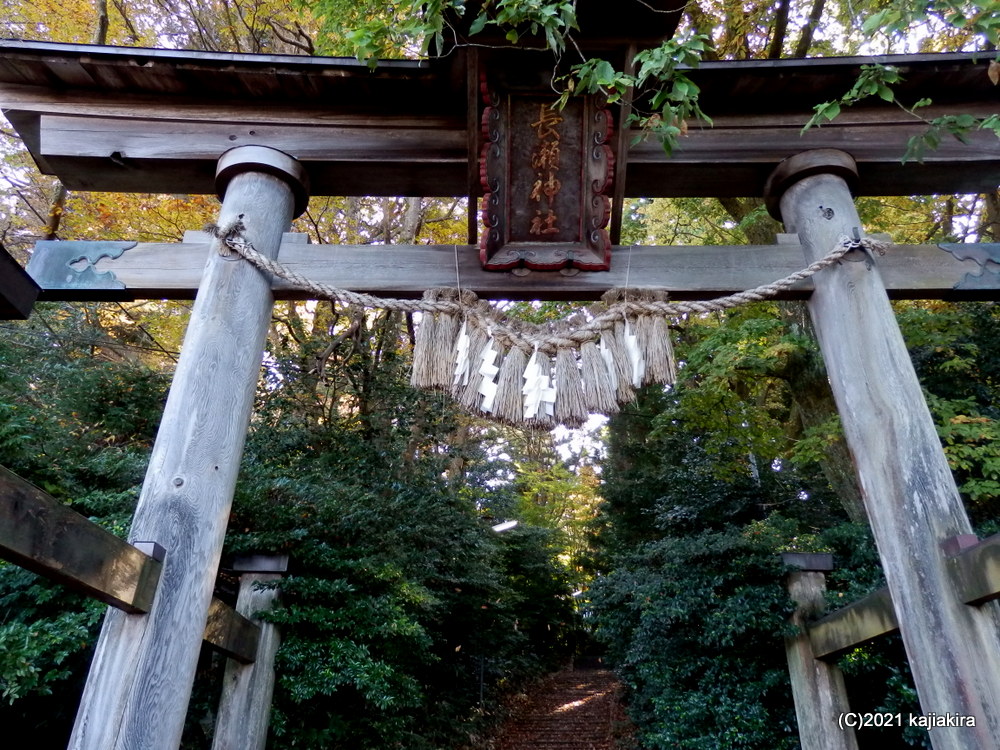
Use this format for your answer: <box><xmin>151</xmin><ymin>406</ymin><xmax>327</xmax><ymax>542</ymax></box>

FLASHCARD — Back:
<box><xmin>204</xmin><ymin>218</ymin><xmax>248</xmax><ymax>258</ymax></box>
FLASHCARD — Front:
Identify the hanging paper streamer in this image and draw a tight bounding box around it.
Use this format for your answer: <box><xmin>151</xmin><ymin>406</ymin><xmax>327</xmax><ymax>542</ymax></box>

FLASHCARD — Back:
<box><xmin>623</xmin><ymin>319</ymin><xmax>644</xmax><ymax>388</ymax></box>
<box><xmin>454</xmin><ymin>321</ymin><xmax>491</xmax><ymax>412</ymax></box>
<box><xmin>523</xmin><ymin>348</ymin><xmax>557</xmax><ymax>428</ymax></box>
<box><xmin>453</xmin><ymin>321</ymin><xmax>472</xmax><ymax>386</ymax></box>
<box><xmin>413</xmin><ymin>284</ymin><xmax>680</xmax><ymax>427</ymax></box>
<box><xmin>477</xmin><ymin>336</ymin><xmax>501</xmax><ymax>413</ymax></box>
<box><xmin>216</xmin><ymin>221</ymin><xmax>867</xmax><ymax>428</ymax></box>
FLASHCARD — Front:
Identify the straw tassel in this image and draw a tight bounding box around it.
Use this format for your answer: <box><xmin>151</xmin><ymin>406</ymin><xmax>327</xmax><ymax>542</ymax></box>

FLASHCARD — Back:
<box><xmin>554</xmin><ymin>348</ymin><xmax>588</xmax><ymax>428</ymax></box>
<box><xmin>492</xmin><ymin>345</ymin><xmax>528</xmax><ymax>424</ymax></box>
<box><xmin>601</xmin><ymin>320</ymin><xmax>636</xmax><ymax>403</ymax></box>
<box><xmin>580</xmin><ymin>341</ymin><xmax>619</xmax><ymax>415</ymax></box>
<box><xmin>411</xmin><ymin>288</ymin><xmax>461</xmax><ymax>389</ymax></box>
<box><xmin>634</xmin><ymin>291</ymin><xmax>677</xmax><ymax>386</ymax></box>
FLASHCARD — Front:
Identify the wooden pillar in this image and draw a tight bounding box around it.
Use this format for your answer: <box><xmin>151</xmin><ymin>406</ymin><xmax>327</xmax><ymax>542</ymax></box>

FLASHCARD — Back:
<box><xmin>781</xmin><ymin>553</ymin><xmax>858</xmax><ymax>750</ymax></box>
<box><xmin>211</xmin><ymin>555</ymin><xmax>288</xmax><ymax>750</ymax></box>
<box><xmin>70</xmin><ymin>146</ymin><xmax>308</xmax><ymax>750</ymax></box>
<box><xmin>766</xmin><ymin>150</ymin><xmax>1000</xmax><ymax>749</ymax></box>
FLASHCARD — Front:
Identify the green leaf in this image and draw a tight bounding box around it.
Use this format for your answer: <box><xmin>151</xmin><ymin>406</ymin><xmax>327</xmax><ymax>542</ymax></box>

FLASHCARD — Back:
<box><xmin>468</xmin><ymin>13</ymin><xmax>487</xmax><ymax>35</ymax></box>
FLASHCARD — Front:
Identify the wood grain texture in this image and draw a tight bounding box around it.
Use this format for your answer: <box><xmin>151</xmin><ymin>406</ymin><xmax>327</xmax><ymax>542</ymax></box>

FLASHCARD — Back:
<box><xmin>69</xmin><ymin>167</ymin><xmax>295</xmax><ymax>750</ymax></box>
<box><xmin>211</xmin><ymin>572</ymin><xmax>282</xmax><ymax>750</ymax></box>
<box><xmin>39</xmin><ymin>114</ymin><xmax>467</xmax><ymax>161</ymax></box>
<box><xmin>784</xmin><ymin>571</ymin><xmax>859</xmax><ymax>750</ymax></box>
<box><xmin>27</xmin><ymin>237</ymin><xmax>996</xmax><ymax>303</ymax></box>
<box><xmin>20</xmin><ymin>104</ymin><xmax>1000</xmax><ymax>198</ymax></box>
<box><xmin>781</xmin><ymin>169</ymin><xmax>1000</xmax><ymax>748</ymax></box>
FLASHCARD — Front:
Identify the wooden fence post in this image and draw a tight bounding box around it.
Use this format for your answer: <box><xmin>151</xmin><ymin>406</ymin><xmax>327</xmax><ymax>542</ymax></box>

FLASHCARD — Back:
<box><xmin>69</xmin><ymin>146</ymin><xmax>308</xmax><ymax>750</ymax></box>
<box><xmin>781</xmin><ymin>553</ymin><xmax>858</xmax><ymax>750</ymax></box>
<box><xmin>211</xmin><ymin>555</ymin><xmax>288</xmax><ymax>750</ymax></box>
<box><xmin>766</xmin><ymin>150</ymin><xmax>1000</xmax><ymax>749</ymax></box>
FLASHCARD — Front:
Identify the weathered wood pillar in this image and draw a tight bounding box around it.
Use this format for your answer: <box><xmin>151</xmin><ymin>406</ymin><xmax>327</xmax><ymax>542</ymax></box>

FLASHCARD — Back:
<box><xmin>70</xmin><ymin>146</ymin><xmax>308</xmax><ymax>750</ymax></box>
<box><xmin>211</xmin><ymin>555</ymin><xmax>288</xmax><ymax>750</ymax></box>
<box><xmin>766</xmin><ymin>149</ymin><xmax>1000</xmax><ymax>748</ymax></box>
<box><xmin>781</xmin><ymin>552</ymin><xmax>858</xmax><ymax>750</ymax></box>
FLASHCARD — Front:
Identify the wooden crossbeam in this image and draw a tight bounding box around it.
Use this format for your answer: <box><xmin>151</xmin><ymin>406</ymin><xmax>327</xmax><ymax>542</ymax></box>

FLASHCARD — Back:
<box><xmin>805</xmin><ymin>533</ymin><xmax>1000</xmax><ymax>660</ymax></box>
<box><xmin>204</xmin><ymin>598</ymin><xmax>259</xmax><ymax>664</ymax></box>
<box><xmin>808</xmin><ymin>587</ymin><xmax>899</xmax><ymax>660</ymax></box>
<box><xmin>946</xmin><ymin>534</ymin><xmax>1000</xmax><ymax>606</ymax></box>
<box><xmin>2</xmin><ymin>44</ymin><xmax>997</xmax><ymax>198</ymax></box>
<box><xmin>25</xmin><ymin>235</ymin><xmax>1000</xmax><ymax>303</ymax></box>
<box><xmin>0</xmin><ymin>466</ymin><xmax>259</xmax><ymax>661</ymax></box>
<box><xmin>0</xmin><ymin>465</ymin><xmax>163</xmax><ymax>613</ymax></box>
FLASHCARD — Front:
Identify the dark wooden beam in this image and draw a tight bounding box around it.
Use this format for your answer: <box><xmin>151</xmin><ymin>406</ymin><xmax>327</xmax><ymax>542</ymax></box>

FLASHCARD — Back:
<box><xmin>626</xmin><ymin>105</ymin><xmax>1000</xmax><ymax>199</ymax></box>
<box><xmin>25</xmin><ymin>235</ymin><xmax>1000</xmax><ymax>303</ymax></box>
<box><xmin>946</xmin><ymin>532</ymin><xmax>1000</xmax><ymax>606</ymax></box>
<box><xmin>0</xmin><ymin>465</ymin><xmax>162</xmax><ymax>613</ymax></box>
<box><xmin>806</xmin><ymin>535</ymin><xmax>1000</xmax><ymax>661</ymax></box>
<box><xmin>0</xmin><ymin>242</ymin><xmax>39</xmax><ymax>319</ymax></box>
<box><xmin>0</xmin><ymin>465</ymin><xmax>260</xmax><ymax>659</ymax></box>
<box><xmin>1</xmin><ymin>43</ymin><xmax>997</xmax><ymax>199</ymax></box>
<box><xmin>204</xmin><ymin>598</ymin><xmax>259</xmax><ymax>664</ymax></box>
<box><xmin>808</xmin><ymin>587</ymin><xmax>899</xmax><ymax>661</ymax></box>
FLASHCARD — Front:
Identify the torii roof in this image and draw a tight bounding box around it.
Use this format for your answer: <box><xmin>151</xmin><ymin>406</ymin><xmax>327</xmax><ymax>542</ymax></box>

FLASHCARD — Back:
<box><xmin>0</xmin><ymin>38</ymin><xmax>997</xmax><ymax>200</ymax></box>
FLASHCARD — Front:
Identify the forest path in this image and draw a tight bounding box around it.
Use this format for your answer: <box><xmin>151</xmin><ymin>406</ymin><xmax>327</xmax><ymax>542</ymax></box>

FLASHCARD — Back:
<box><xmin>490</xmin><ymin>667</ymin><xmax>633</xmax><ymax>750</ymax></box>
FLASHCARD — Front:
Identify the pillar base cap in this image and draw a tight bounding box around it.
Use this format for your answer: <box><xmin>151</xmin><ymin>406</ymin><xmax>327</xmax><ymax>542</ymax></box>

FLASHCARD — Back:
<box><xmin>216</xmin><ymin>146</ymin><xmax>310</xmax><ymax>218</ymax></box>
<box><xmin>764</xmin><ymin>149</ymin><xmax>859</xmax><ymax>222</ymax></box>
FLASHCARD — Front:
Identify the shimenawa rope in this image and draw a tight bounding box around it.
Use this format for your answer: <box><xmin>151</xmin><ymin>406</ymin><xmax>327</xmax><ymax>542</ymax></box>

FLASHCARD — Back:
<box><xmin>206</xmin><ymin>218</ymin><xmax>891</xmax><ymax>426</ymax></box>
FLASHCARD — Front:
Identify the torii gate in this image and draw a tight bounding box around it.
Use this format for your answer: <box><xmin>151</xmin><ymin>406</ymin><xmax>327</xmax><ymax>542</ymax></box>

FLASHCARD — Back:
<box><xmin>1</xmin><ymin>29</ymin><xmax>1000</xmax><ymax>750</ymax></box>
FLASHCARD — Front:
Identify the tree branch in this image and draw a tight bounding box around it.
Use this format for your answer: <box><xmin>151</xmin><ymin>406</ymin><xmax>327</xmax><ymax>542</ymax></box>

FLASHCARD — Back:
<box><xmin>794</xmin><ymin>0</ymin><xmax>827</xmax><ymax>58</ymax></box>
<box><xmin>767</xmin><ymin>0</ymin><xmax>790</xmax><ymax>59</ymax></box>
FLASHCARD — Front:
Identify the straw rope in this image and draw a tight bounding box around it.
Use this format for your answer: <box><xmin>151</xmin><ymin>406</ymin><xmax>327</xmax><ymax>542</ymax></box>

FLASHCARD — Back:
<box><xmin>207</xmin><ymin>219</ymin><xmax>891</xmax><ymax>354</ymax></box>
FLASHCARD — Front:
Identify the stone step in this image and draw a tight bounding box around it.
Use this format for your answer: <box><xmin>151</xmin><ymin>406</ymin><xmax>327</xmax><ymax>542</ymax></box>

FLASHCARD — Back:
<box><xmin>490</xmin><ymin>668</ymin><xmax>630</xmax><ymax>750</ymax></box>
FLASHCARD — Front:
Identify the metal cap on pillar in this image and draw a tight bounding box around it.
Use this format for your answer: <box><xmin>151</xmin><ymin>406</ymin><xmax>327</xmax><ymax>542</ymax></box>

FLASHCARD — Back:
<box><xmin>216</xmin><ymin>145</ymin><xmax>310</xmax><ymax>218</ymax></box>
<box><xmin>763</xmin><ymin>149</ymin><xmax>859</xmax><ymax>223</ymax></box>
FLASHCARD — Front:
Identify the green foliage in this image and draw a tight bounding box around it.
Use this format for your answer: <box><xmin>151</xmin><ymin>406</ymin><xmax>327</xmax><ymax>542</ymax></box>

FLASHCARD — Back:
<box><xmin>564</xmin><ymin>33</ymin><xmax>712</xmax><ymax>155</ymax></box>
<box><xmin>472</xmin><ymin>0</ymin><xmax>578</xmax><ymax>51</ymax></box>
<box><xmin>591</xmin><ymin>529</ymin><xmax>798</xmax><ymax>749</ymax></box>
<box><xmin>803</xmin><ymin>57</ymin><xmax>1000</xmax><ymax>164</ymax></box>
<box><xmin>225</xmin><ymin>341</ymin><xmax>577</xmax><ymax>748</ymax></box>
<box><xmin>903</xmin><ymin>112</ymin><xmax>1000</xmax><ymax>163</ymax></box>
<box><xmin>586</xmin><ymin>284</ymin><xmax>998</xmax><ymax>746</ymax></box>
<box><xmin>0</xmin><ymin>301</ymin><xmax>578</xmax><ymax>748</ymax></box>
<box><xmin>861</xmin><ymin>0</ymin><xmax>1000</xmax><ymax>47</ymax></box>
<box><xmin>303</xmin><ymin>0</ymin><xmax>578</xmax><ymax>63</ymax></box>
<box><xmin>896</xmin><ymin>301</ymin><xmax>1000</xmax><ymax>519</ymax></box>
<box><xmin>803</xmin><ymin>64</ymin><xmax>903</xmax><ymax>132</ymax></box>
<box><xmin>0</xmin><ymin>569</ymin><xmax>104</xmax><ymax>704</ymax></box>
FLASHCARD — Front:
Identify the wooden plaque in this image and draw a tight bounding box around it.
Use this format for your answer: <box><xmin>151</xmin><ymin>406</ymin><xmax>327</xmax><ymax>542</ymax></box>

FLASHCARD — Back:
<box><xmin>479</xmin><ymin>78</ymin><xmax>613</xmax><ymax>271</ymax></box>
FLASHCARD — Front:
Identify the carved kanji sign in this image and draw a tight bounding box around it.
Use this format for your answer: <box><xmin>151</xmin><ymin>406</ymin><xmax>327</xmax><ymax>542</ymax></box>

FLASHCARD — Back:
<box><xmin>479</xmin><ymin>79</ymin><xmax>613</xmax><ymax>272</ymax></box>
